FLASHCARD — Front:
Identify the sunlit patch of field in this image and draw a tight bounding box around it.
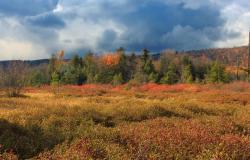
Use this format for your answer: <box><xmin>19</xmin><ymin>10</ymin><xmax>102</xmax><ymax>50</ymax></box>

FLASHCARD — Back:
<box><xmin>0</xmin><ymin>82</ymin><xmax>250</xmax><ymax>159</ymax></box>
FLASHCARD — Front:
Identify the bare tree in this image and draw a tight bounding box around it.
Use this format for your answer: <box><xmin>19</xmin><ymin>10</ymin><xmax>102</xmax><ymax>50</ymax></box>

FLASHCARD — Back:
<box><xmin>0</xmin><ymin>61</ymin><xmax>29</xmax><ymax>97</ymax></box>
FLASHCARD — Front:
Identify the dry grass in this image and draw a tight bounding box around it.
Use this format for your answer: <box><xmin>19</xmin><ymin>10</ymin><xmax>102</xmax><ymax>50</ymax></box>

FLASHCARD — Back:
<box><xmin>0</xmin><ymin>82</ymin><xmax>250</xmax><ymax>159</ymax></box>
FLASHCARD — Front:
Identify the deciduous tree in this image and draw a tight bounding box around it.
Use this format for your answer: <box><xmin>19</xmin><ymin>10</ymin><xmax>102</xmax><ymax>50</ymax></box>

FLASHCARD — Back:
<box><xmin>0</xmin><ymin>61</ymin><xmax>29</xmax><ymax>97</ymax></box>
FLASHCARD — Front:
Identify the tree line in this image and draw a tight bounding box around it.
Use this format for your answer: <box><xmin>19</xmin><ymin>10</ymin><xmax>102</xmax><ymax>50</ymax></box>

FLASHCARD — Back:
<box><xmin>45</xmin><ymin>48</ymin><xmax>231</xmax><ymax>86</ymax></box>
<box><xmin>0</xmin><ymin>48</ymin><xmax>238</xmax><ymax>96</ymax></box>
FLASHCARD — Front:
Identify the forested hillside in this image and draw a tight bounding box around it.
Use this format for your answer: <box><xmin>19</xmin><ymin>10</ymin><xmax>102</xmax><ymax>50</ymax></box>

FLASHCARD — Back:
<box><xmin>185</xmin><ymin>46</ymin><xmax>248</xmax><ymax>67</ymax></box>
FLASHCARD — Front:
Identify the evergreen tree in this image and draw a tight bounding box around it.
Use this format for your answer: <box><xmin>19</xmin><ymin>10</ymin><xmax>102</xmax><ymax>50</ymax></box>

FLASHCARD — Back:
<box><xmin>51</xmin><ymin>72</ymin><xmax>60</xmax><ymax>94</ymax></box>
<box><xmin>63</xmin><ymin>55</ymin><xmax>85</xmax><ymax>85</ymax></box>
<box><xmin>29</xmin><ymin>69</ymin><xmax>50</xmax><ymax>87</ymax></box>
<box><xmin>134</xmin><ymin>71</ymin><xmax>148</xmax><ymax>83</ymax></box>
<box><xmin>112</xmin><ymin>73</ymin><xmax>124</xmax><ymax>86</ymax></box>
<box><xmin>181</xmin><ymin>56</ymin><xmax>194</xmax><ymax>83</ymax></box>
<box><xmin>116</xmin><ymin>49</ymin><xmax>129</xmax><ymax>82</ymax></box>
<box><xmin>160</xmin><ymin>63</ymin><xmax>179</xmax><ymax>84</ymax></box>
<box><xmin>116</xmin><ymin>47</ymin><xmax>125</xmax><ymax>54</ymax></box>
<box><xmin>51</xmin><ymin>72</ymin><xmax>60</xmax><ymax>85</ymax></box>
<box><xmin>143</xmin><ymin>59</ymin><xmax>155</xmax><ymax>75</ymax></box>
<box><xmin>182</xmin><ymin>55</ymin><xmax>192</xmax><ymax>66</ymax></box>
<box><xmin>134</xmin><ymin>63</ymin><xmax>148</xmax><ymax>83</ymax></box>
<box><xmin>48</xmin><ymin>54</ymin><xmax>57</xmax><ymax>76</ymax></box>
<box><xmin>71</xmin><ymin>55</ymin><xmax>82</xmax><ymax>68</ymax></box>
<box><xmin>193</xmin><ymin>62</ymin><xmax>208</xmax><ymax>83</ymax></box>
<box><xmin>83</xmin><ymin>52</ymin><xmax>98</xmax><ymax>83</ymax></box>
<box><xmin>159</xmin><ymin>54</ymin><xmax>169</xmax><ymax>77</ymax></box>
<box><xmin>61</xmin><ymin>65</ymin><xmax>85</xmax><ymax>85</ymax></box>
<box><xmin>135</xmin><ymin>49</ymin><xmax>155</xmax><ymax>83</ymax></box>
<box><xmin>206</xmin><ymin>62</ymin><xmax>229</xmax><ymax>83</ymax></box>
<box><xmin>95</xmin><ymin>67</ymin><xmax>115</xmax><ymax>84</ymax></box>
<box><xmin>141</xmin><ymin>49</ymin><xmax>150</xmax><ymax>64</ymax></box>
<box><xmin>148</xmin><ymin>72</ymin><xmax>158</xmax><ymax>83</ymax></box>
<box><xmin>48</xmin><ymin>51</ymin><xmax>64</xmax><ymax>83</ymax></box>
<box><xmin>181</xmin><ymin>65</ymin><xmax>193</xmax><ymax>83</ymax></box>
<box><xmin>127</xmin><ymin>52</ymin><xmax>137</xmax><ymax>80</ymax></box>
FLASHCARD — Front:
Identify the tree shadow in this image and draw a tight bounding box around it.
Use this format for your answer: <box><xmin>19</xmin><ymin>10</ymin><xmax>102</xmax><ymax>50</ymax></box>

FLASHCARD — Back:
<box><xmin>0</xmin><ymin>93</ymin><xmax>30</xmax><ymax>99</ymax></box>
<box><xmin>186</xmin><ymin>106</ymin><xmax>217</xmax><ymax>116</ymax></box>
<box><xmin>0</xmin><ymin>119</ymin><xmax>60</xmax><ymax>159</ymax></box>
<box><xmin>115</xmin><ymin>106</ymin><xmax>190</xmax><ymax>123</ymax></box>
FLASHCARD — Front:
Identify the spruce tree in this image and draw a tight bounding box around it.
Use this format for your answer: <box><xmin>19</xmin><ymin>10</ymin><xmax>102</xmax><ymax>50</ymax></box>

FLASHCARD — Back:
<box><xmin>206</xmin><ymin>62</ymin><xmax>229</xmax><ymax>83</ymax></box>
<box><xmin>51</xmin><ymin>72</ymin><xmax>60</xmax><ymax>94</ymax></box>
<box><xmin>160</xmin><ymin>63</ymin><xmax>179</xmax><ymax>84</ymax></box>
<box><xmin>181</xmin><ymin>56</ymin><xmax>194</xmax><ymax>83</ymax></box>
<box><xmin>48</xmin><ymin>54</ymin><xmax>57</xmax><ymax>76</ymax></box>
<box><xmin>83</xmin><ymin>52</ymin><xmax>97</xmax><ymax>83</ymax></box>
<box><xmin>182</xmin><ymin>65</ymin><xmax>193</xmax><ymax>83</ymax></box>
<box><xmin>113</xmin><ymin>73</ymin><xmax>124</xmax><ymax>86</ymax></box>
<box><xmin>127</xmin><ymin>52</ymin><xmax>137</xmax><ymax>80</ymax></box>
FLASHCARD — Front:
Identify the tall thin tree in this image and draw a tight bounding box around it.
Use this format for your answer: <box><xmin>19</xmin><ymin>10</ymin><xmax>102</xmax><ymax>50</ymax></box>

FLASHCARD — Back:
<box><xmin>248</xmin><ymin>31</ymin><xmax>250</xmax><ymax>81</ymax></box>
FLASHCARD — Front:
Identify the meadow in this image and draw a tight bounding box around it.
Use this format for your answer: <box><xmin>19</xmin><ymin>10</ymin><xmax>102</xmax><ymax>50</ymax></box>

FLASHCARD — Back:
<box><xmin>0</xmin><ymin>82</ymin><xmax>250</xmax><ymax>160</ymax></box>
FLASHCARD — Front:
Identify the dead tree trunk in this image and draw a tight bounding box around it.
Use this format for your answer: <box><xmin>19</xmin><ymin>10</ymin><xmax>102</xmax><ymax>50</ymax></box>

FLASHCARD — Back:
<box><xmin>248</xmin><ymin>31</ymin><xmax>250</xmax><ymax>81</ymax></box>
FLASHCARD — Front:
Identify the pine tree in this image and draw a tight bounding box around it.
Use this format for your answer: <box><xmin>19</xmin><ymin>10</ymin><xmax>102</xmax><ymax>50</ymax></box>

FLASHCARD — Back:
<box><xmin>133</xmin><ymin>49</ymin><xmax>155</xmax><ymax>83</ymax></box>
<box><xmin>148</xmin><ymin>72</ymin><xmax>158</xmax><ymax>83</ymax></box>
<box><xmin>29</xmin><ymin>69</ymin><xmax>50</xmax><ymax>87</ymax></box>
<box><xmin>180</xmin><ymin>56</ymin><xmax>194</xmax><ymax>83</ymax></box>
<box><xmin>51</xmin><ymin>72</ymin><xmax>60</xmax><ymax>94</ymax></box>
<box><xmin>160</xmin><ymin>63</ymin><xmax>179</xmax><ymax>84</ymax></box>
<box><xmin>65</xmin><ymin>55</ymin><xmax>85</xmax><ymax>85</ymax></box>
<box><xmin>206</xmin><ymin>62</ymin><xmax>229</xmax><ymax>83</ymax></box>
<box><xmin>113</xmin><ymin>73</ymin><xmax>124</xmax><ymax>86</ymax></box>
<box><xmin>141</xmin><ymin>49</ymin><xmax>150</xmax><ymax>64</ymax></box>
<box><xmin>48</xmin><ymin>54</ymin><xmax>57</xmax><ymax>76</ymax></box>
<box><xmin>83</xmin><ymin>52</ymin><xmax>97</xmax><ymax>83</ymax></box>
<box><xmin>61</xmin><ymin>65</ymin><xmax>85</xmax><ymax>85</ymax></box>
<box><xmin>48</xmin><ymin>51</ymin><xmax>64</xmax><ymax>83</ymax></box>
<box><xmin>159</xmin><ymin>54</ymin><xmax>169</xmax><ymax>77</ymax></box>
<box><xmin>127</xmin><ymin>52</ymin><xmax>137</xmax><ymax>80</ymax></box>
<box><xmin>143</xmin><ymin>59</ymin><xmax>155</xmax><ymax>75</ymax></box>
<box><xmin>116</xmin><ymin>50</ymin><xmax>129</xmax><ymax>82</ymax></box>
<box><xmin>71</xmin><ymin>55</ymin><xmax>81</xmax><ymax>68</ymax></box>
<box><xmin>137</xmin><ymin>49</ymin><xmax>155</xmax><ymax>83</ymax></box>
<box><xmin>182</xmin><ymin>65</ymin><xmax>193</xmax><ymax>83</ymax></box>
<box><xmin>95</xmin><ymin>67</ymin><xmax>115</xmax><ymax>84</ymax></box>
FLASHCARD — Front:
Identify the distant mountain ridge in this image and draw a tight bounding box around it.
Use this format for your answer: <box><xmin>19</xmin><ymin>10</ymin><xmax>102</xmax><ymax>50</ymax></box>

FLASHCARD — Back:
<box><xmin>0</xmin><ymin>59</ymin><xmax>49</xmax><ymax>67</ymax></box>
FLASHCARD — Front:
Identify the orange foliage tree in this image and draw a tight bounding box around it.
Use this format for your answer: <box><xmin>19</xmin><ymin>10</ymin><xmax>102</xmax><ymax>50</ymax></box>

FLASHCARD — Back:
<box><xmin>101</xmin><ymin>53</ymin><xmax>121</xmax><ymax>66</ymax></box>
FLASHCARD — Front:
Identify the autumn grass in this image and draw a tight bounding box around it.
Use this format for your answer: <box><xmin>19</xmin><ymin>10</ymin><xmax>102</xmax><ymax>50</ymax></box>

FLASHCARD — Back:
<box><xmin>0</xmin><ymin>82</ymin><xmax>250</xmax><ymax>159</ymax></box>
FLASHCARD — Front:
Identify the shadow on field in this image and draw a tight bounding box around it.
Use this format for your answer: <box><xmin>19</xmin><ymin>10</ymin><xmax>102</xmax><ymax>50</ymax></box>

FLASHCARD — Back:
<box><xmin>88</xmin><ymin>106</ymin><xmax>189</xmax><ymax>128</ymax></box>
<box><xmin>0</xmin><ymin>93</ymin><xmax>30</xmax><ymax>98</ymax></box>
<box><xmin>152</xmin><ymin>106</ymin><xmax>189</xmax><ymax>119</ymax></box>
<box><xmin>0</xmin><ymin>119</ymin><xmax>59</xmax><ymax>159</ymax></box>
<box><xmin>0</xmin><ymin>106</ymin><xmax>189</xmax><ymax>159</ymax></box>
<box><xmin>186</xmin><ymin>106</ymin><xmax>217</xmax><ymax>116</ymax></box>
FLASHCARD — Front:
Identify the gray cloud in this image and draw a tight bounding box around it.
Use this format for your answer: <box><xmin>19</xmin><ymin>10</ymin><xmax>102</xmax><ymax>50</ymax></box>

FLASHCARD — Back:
<box><xmin>0</xmin><ymin>0</ymin><xmax>249</xmax><ymax>60</ymax></box>
<box><xmin>26</xmin><ymin>13</ymin><xmax>65</xmax><ymax>29</ymax></box>
<box><xmin>0</xmin><ymin>0</ymin><xmax>58</xmax><ymax>16</ymax></box>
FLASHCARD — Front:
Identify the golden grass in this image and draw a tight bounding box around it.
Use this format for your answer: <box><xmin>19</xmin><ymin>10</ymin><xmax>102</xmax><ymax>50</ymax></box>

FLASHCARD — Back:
<box><xmin>0</xmin><ymin>82</ymin><xmax>250</xmax><ymax>159</ymax></box>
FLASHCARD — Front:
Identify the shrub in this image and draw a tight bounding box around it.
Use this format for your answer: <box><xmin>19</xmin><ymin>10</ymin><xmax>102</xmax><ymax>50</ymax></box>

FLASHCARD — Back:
<box><xmin>0</xmin><ymin>62</ymin><xmax>29</xmax><ymax>97</ymax></box>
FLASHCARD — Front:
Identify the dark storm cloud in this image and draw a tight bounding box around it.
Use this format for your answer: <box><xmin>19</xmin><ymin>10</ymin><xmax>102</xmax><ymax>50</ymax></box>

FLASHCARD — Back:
<box><xmin>27</xmin><ymin>14</ymin><xmax>65</xmax><ymax>29</ymax></box>
<box><xmin>0</xmin><ymin>0</ymin><xmax>59</xmax><ymax>16</ymax></box>
<box><xmin>98</xmin><ymin>30</ymin><xmax>118</xmax><ymax>50</ymax></box>
<box><xmin>96</xmin><ymin>1</ymin><xmax>226</xmax><ymax>51</ymax></box>
<box><xmin>0</xmin><ymin>0</ymin><xmax>248</xmax><ymax>60</ymax></box>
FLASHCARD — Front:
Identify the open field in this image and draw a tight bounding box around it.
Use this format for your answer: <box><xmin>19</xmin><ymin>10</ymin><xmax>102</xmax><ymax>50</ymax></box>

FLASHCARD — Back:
<box><xmin>0</xmin><ymin>82</ymin><xmax>250</xmax><ymax>159</ymax></box>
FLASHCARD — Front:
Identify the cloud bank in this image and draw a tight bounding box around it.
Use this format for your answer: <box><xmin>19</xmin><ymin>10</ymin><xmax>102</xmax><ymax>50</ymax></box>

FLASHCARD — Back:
<box><xmin>0</xmin><ymin>0</ymin><xmax>249</xmax><ymax>60</ymax></box>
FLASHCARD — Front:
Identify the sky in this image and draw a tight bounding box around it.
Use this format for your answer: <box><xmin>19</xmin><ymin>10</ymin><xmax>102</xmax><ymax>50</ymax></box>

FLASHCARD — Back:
<box><xmin>0</xmin><ymin>0</ymin><xmax>250</xmax><ymax>60</ymax></box>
